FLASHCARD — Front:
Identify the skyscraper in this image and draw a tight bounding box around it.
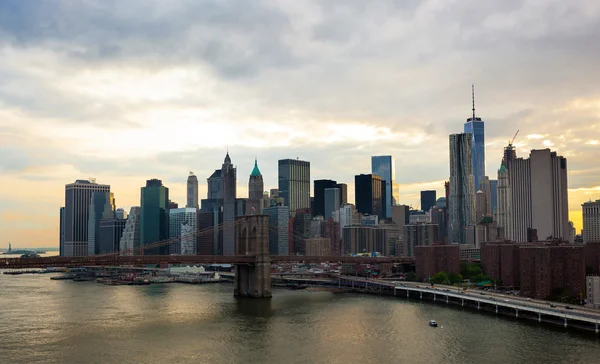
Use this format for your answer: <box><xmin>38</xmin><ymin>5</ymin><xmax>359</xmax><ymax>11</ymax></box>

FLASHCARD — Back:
<box><xmin>278</xmin><ymin>159</ymin><xmax>310</xmax><ymax>217</ymax></box>
<box><xmin>221</xmin><ymin>152</ymin><xmax>237</xmax><ymax>255</ymax></box>
<box><xmin>169</xmin><ymin>208</ymin><xmax>198</xmax><ymax>254</ymax></box>
<box><xmin>508</xmin><ymin>149</ymin><xmax>569</xmax><ymax>242</ymax></box>
<box><xmin>334</xmin><ymin>183</ymin><xmax>348</xmax><ymax>205</ymax></box>
<box><xmin>87</xmin><ymin>191</ymin><xmax>114</xmax><ymax>256</ymax></box>
<box><xmin>248</xmin><ymin>158</ymin><xmax>264</xmax><ymax>201</ymax></box>
<box><xmin>496</xmin><ymin>162</ymin><xmax>510</xmax><ymax>230</ymax></box>
<box><xmin>324</xmin><ymin>188</ymin><xmax>341</xmax><ymax>220</ymax></box>
<box><xmin>187</xmin><ymin>172</ymin><xmax>199</xmax><ymax>209</ymax></box>
<box><xmin>490</xmin><ymin>179</ymin><xmax>498</xmax><ymax>213</ymax></box>
<box><xmin>119</xmin><ymin>207</ymin><xmax>140</xmax><ymax>255</ymax></box>
<box><xmin>371</xmin><ymin>155</ymin><xmax>398</xmax><ymax>217</ymax></box>
<box><xmin>448</xmin><ymin>133</ymin><xmax>475</xmax><ymax>244</ymax></box>
<box><xmin>583</xmin><ymin>200</ymin><xmax>600</xmax><ymax>243</ymax></box>
<box><xmin>463</xmin><ymin>85</ymin><xmax>485</xmax><ymax>194</ymax></box>
<box><xmin>264</xmin><ymin>205</ymin><xmax>290</xmax><ymax>255</ymax></box>
<box><xmin>354</xmin><ymin>174</ymin><xmax>385</xmax><ymax>220</ymax></box>
<box><xmin>313</xmin><ymin>179</ymin><xmax>337</xmax><ymax>217</ymax></box>
<box><xmin>62</xmin><ymin>179</ymin><xmax>110</xmax><ymax>256</ymax></box>
<box><xmin>140</xmin><ymin>179</ymin><xmax>169</xmax><ymax>255</ymax></box>
<box><xmin>420</xmin><ymin>190</ymin><xmax>437</xmax><ymax>213</ymax></box>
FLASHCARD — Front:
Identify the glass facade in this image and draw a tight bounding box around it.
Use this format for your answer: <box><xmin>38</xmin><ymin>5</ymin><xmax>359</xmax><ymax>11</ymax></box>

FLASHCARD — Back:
<box><xmin>313</xmin><ymin>179</ymin><xmax>337</xmax><ymax>217</ymax></box>
<box><xmin>278</xmin><ymin>159</ymin><xmax>310</xmax><ymax>217</ymax></box>
<box><xmin>354</xmin><ymin>174</ymin><xmax>385</xmax><ymax>220</ymax></box>
<box><xmin>420</xmin><ymin>190</ymin><xmax>437</xmax><ymax>213</ymax></box>
<box><xmin>464</xmin><ymin>118</ymin><xmax>485</xmax><ymax>194</ymax></box>
<box><xmin>448</xmin><ymin>133</ymin><xmax>475</xmax><ymax>244</ymax></box>
<box><xmin>140</xmin><ymin>179</ymin><xmax>170</xmax><ymax>255</ymax></box>
<box><xmin>371</xmin><ymin>156</ymin><xmax>397</xmax><ymax>218</ymax></box>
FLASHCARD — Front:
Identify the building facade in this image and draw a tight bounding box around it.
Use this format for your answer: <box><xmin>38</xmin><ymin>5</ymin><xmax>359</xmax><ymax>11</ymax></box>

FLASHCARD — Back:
<box><xmin>119</xmin><ymin>207</ymin><xmax>140</xmax><ymax>256</ymax></box>
<box><xmin>248</xmin><ymin>159</ymin><xmax>264</xmax><ymax>202</ymax></box>
<box><xmin>463</xmin><ymin>90</ymin><xmax>485</xmax><ymax>195</ymax></box>
<box><xmin>403</xmin><ymin>223</ymin><xmax>439</xmax><ymax>257</ymax></box>
<box><xmin>140</xmin><ymin>179</ymin><xmax>170</xmax><ymax>255</ymax></box>
<box><xmin>98</xmin><ymin>217</ymin><xmax>126</xmax><ymax>254</ymax></box>
<box><xmin>169</xmin><ymin>208</ymin><xmax>198</xmax><ymax>255</ymax></box>
<box><xmin>278</xmin><ymin>159</ymin><xmax>310</xmax><ymax>217</ymax></box>
<box><xmin>264</xmin><ymin>205</ymin><xmax>290</xmax><ymax>255</ymax></box>
<box><xmin>371</xmin><ymin>155</ymin><xmax>398</xmax><ymax>217</ymax></box>
<box><xmin>420</xmin><ymin>190</ymin><xmax>437</xmax><ymax>213</ymax></box>
<box><xmin>324</xmin><ymin>188</ymin><xmax>341</xmax><ymax>220</ymax></box>
<box><xmin>509</xmin><ymin>149</ymin><xmax>569</xmax><ymax>242</ymax></box>
<box><xmin>62</xmin><ymin>179</ymin><xmax>111</xmax><ymax>256</ymax></box>
<box><xmin>448</xmin><ymin>133</ymin><xmax>475</xmax><ymax>244</ymax></box>
<box><xmin>221</xmin><ymin>152</ymin><xmax>237</xmax><ymax>256</ymax></box>
<box><xmin>586</xmin><ymin>276</ymin><xmax>600</xmax><ymax>309</ymax></box>
<box><xmin>305</xmin><ymin>238</ymin><xmax>331</xmax><ymax>256</ymax></box>
<box><xmin>415</xmin><ymin>244</ymin><xmax>460</xmax><ymax>281</ymax></box>
<box><xmin>583</xmin><ymin>200</ymin><xmax>600</xmax><ymax>243</ymax></box>
<box><xmin>186</xmin><ymin>172</ymin><xmax>199</xmax><ymax>209</ymax></box>
<box><xmin>87</xmin><ymin>191</ymin><xmax>114</xmax><ymax>256</ymax></box>
<box><xmin>313</xmin><ymin>179</ymin><xmax>337</xmax><ymax>217</ymax></box>
<box><xmin>355</xmin><ymin>174</ymin><xmax>385</xmax><ymax>220</ymax></box>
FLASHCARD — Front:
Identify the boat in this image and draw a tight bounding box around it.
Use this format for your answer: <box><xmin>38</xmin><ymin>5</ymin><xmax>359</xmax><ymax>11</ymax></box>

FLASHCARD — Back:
<box><xmin>291</xmin><ymin>284</ymin><xmax>308</xmax><ymax>290</ymax></box>
<box><xmin>429</xmin><ymin>320</ymin><xmax>438</xmax><ymax>327</ymax></box>
<box><xmin>73</xmin><ymin>276</ymin><xmax>95</xmax><ymax>282</ymax></box>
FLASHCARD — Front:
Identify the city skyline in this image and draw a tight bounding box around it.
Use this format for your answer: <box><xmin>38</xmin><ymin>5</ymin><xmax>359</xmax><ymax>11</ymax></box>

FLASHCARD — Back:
<box><xmin>2</xmin><ymin>1</ymin><xmax>600</xmax><ymax>247</ymax></box>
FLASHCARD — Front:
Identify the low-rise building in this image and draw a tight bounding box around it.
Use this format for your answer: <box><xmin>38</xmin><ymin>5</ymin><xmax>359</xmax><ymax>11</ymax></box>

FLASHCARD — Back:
<box><xmin>415</xmin><ymin>244</ymin><xmax>460</xmax><ymax>281</ymax></box>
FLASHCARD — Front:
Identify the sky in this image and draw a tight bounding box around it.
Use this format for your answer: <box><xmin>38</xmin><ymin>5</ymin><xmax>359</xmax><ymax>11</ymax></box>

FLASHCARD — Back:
<box><xmin>1</xmin><ymin>0</ymin><xmax>600</xmax><ymax>248</ymax></box>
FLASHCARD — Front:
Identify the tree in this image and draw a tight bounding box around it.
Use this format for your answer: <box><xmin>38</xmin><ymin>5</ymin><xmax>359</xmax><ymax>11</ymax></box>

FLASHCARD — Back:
<box><xmin>448</xmin><ymin>272</ymin><xmax>463</xmax><ymax>284</ymax></box>
<box><xmin>405</xmin><ymin>271</ymin><xmax>417</xmax><ymax>282</ymax></box>
<box><xmin>430</xmin><ymin>271</ymin><xmax>449</xmax><ymax>284</ymax></box>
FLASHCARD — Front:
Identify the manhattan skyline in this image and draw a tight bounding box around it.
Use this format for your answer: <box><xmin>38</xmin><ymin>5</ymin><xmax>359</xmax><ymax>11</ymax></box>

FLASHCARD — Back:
<box><xmin>1</xmin><ymin>0</ymin><xmax>600</xmax><ymax>247</ymax></box>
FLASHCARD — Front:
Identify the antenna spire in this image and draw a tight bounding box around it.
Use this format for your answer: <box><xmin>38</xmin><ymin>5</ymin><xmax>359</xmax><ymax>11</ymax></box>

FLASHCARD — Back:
<box><xmin>472</xmin><ymin>84</ymin><xmax>476</xmax><ymax>120</ymax></box>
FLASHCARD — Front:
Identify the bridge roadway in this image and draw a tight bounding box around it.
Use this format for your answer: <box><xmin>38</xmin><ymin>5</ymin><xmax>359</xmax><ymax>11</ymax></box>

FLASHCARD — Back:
<box><xmin>0</xmin><ymin>255</ymin><xmax>414</xmax><ymax>269</ymax></box>
<box><xmin>340</xmin><ymin>276</ymin><xmax>600</xmax><ymax>332</ymax></box>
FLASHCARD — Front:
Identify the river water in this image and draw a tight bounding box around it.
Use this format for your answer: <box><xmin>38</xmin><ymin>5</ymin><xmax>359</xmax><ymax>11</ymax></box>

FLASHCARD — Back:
<box><xmin>1</xmin><ymin>273</ymin><xmax>599</xmax><ymax>364</ymax></box>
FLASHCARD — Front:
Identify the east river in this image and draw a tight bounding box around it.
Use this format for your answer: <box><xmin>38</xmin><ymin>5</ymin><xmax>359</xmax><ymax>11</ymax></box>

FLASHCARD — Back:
<box><xmin>1</xmin><ymin>273</ymin><xmax>599</xmax><ymax>364</ymax></box>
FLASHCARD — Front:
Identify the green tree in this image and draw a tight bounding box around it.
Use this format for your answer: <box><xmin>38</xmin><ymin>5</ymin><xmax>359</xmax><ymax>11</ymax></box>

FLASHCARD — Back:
<box><xmin>405</xmin><ymin>271</ymin><xmax>417</xmax><ymax>282</ymax></box>
<box><xmin>430</xmin><ymin>271</ymin><xmax>449</xmax><ymax>284</ymax></box>
<box><xmin>448</xmin><ymin>272</ymin><xmax>463</xmax><ymax>284</ymax></box>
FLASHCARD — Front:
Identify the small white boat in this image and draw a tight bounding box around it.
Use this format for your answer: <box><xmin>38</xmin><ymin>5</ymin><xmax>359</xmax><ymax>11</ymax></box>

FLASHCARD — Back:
<box><xmin>429</xmin><ymin>320</ymin><xmax>438</xmax><ymax>327</ymax></box>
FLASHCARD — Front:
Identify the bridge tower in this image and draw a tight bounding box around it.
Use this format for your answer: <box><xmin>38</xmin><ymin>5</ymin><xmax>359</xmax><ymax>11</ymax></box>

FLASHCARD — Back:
<box><xmin>234</xmin><ymin>215</ymin><xmax>271</xmax><ymax>298</ymax></box>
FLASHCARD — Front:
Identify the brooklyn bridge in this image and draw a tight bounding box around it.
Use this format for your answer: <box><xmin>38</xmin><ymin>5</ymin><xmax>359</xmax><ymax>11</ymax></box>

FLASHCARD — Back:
<box><xmin>0</xmin><ymin>215</ymin><xmax>413</xmax><ymax>298</ymax></box>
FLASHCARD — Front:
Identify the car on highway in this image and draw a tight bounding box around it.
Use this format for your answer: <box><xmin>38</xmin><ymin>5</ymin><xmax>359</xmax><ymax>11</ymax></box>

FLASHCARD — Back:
<box><xmin>565</xmin><ymin>306</ymin><xmax>573</xmax><ymax>310</ymax></box>
<box><xmin>550</xmin><ymin>304</ymin><xmax>557</xmax><ymax>308</ymax></box>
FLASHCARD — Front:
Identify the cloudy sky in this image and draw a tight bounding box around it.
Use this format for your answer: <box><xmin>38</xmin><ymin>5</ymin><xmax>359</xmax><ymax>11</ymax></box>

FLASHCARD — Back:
<box><xmin>1</xmin><ymin>0</ymin><xmax>600</xmax><ymax>247</ymax></box>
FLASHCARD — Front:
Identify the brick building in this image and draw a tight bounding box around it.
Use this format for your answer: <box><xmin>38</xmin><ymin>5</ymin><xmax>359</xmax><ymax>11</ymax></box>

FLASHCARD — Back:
<box><xmin>415</xmin><ymin>244</ymin><xmax>460</xmax><ymax>280</ymax></box>
<box><xmin>481</xmin><ymin>240</ymin><xmax>520</xmax><ymax>287</ymax></box>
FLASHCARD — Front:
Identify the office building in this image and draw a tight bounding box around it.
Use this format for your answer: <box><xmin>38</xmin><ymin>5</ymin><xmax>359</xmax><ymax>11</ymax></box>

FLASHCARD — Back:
<box><xmin>313</xmin><ymin>179</ymin><xmax>337</xmax><ymax>217</ymax></box>
<box><xmin>481</xmin><ymin>241</ymin><xmax>520</xmax><ymax>287</ymax></box>
<box><xmin>292</xmin><ymin>208</ymin><xmax>312</xmax><ymax>255</ymax></box>
<box><xmin>372</xmin><ymin>155</ymin><xmax>398</xmax><ymax>217</ymax></box>
<box><xmin>403</xmin><ymin>224</ymin><xmax>439</xmax><ymax>257</ymax></box>
<box><xmin>415</xmin><ymin>244</ymin><xmax>460</xmax><ymax>280</ymax></box>
<box><xmin>324</xmin><ymin>188</ymin><xmax>341</xmax><ymax>220</ymax></box>
<box><xmin>305</xmin><ymin>238</ymin><xmax>331</xmax><ymax>256</ymax></box>
<box><xmin>248</xmin><ymin>158</ymin><xmax>264</xmax><ymax>202</ymax></box>
<box><xmin>278</xmin><ymin>159</ymin><xmax>310</xmax><ymax>217</ymax></box>
<box><xmin>119</xmin><ymin>207</ymin><xmax>140</xmax><ymax>256</ymax></box>
<box><xmin>430</xmin><ymin>206</ymin><xmax>447</xmax><ymax>242</ymax></box>
<box><xmin>197</xmin><ymin>210</ymin><xmax>223</xmax><ymax>255</ymax></box>
<box><xmin>583</xmin><ymin>200</ymin><xmax>600</xmax><ymax>243</ymax></box>
<box><xmin>420</xmin><ymin>190</ymin><xmax>437</xmax><ymax>213</ymax></box>
<box><xmin>448</xmin><ymin>133</ymin><xmax>475</xmax><ymax>244</ymax></box>
<box><xmin>87</xmin><ymin>191</ymin><xmax>114</xmax><ymax>256</ymax></box>
<box><xmin>335</xmin><ymin>183</ymin><xmax>348</xmax><ymax>205</ymax></box>
<box><xmin>264</xmin><ymin>205</ymin><xmax>289</xmax><ymax>255</ymax></box>
<box><xmin>59</xmin><ymin>207</ymin><xmax>65</xmax><ymax>256</ymax></box>
<box><xmin>207</xmin><ymin>170</ymin><xmax>222</xmax><ymax>199</ymax></box>
<box><xmin>140</xmin><ymin>179</ymin><xmax>170</xmax><ymax>255</ymax></box>
<box><xmin>463</xmin><ymin>85</ymin><xmax>486</xmax><ymax>194</ymax></box>
<box><xmin>98</xmin><ymin>217</ymin><xmax>126</xmax><ymax>254</ymax></box>
<box><xmin>496</xmin><ymin>162</ymin><xmax>510</xmax><ymax>230</ymax></box>
<box><xmin>478</xmin><ymin>175</ymin><xmax>492</xmax><ymax>217</ymax></box>
<box><xmin>62</xmin><ymin>179</ymin><xmax>111</xmax><ymax>256</ymax></box>
<box><xmin>509</xmin><ymin>149</ymin><xmax>569</xmax><ymax>242</ymax></box>
<box><xmin>187</xmin><ymin>172</ymin><xmax>199</xmax><ymax>209</ymax></box>
<box><xmin>169</xmin><ymin>208</ymin><xmax>198</xmax><ymax>255</ymax></box>
<box><xmin>115</xmin><ymin>208</ymin><xmax>127</xmax><ymax>220</ymax></box>
<box><xmin>490</xmin><ymin>179</ymin><xmax>498</xmax><ymax>213</ymax></box>
<box><xmin>333</xmin><ymin>204</ymin><xmax>360</xmax><ymax>237</ymax></box>
<box><xmin>221</xmin><ymin>152</ymin><xmax>237</xmax><ymax>255</ymax></box>
<box><xmin>355</xmin><ymin>174</ymin><xmax>385</xmax><ymax>220</ymax></box>
<box><xmin>180</xmin><ymin>221</ymin><xmax>196</xmax><ymax>255</ymax></box>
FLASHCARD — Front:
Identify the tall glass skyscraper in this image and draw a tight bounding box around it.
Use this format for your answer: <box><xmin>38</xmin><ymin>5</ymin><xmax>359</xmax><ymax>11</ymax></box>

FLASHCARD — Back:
<box><xmin>140</xmin><ymin>179</ymin><xmax>170</xmax><ymax>255</ymax></box>
<box><xmin>448</xmin><ymin>133</ymin><xmax>475</xmax><ymax>244</ymax></box>
<box><xmin>464</xmin><ymin>85</ymin><xmax>485</xmax><ymax>191</ymax></box>
<box><xmin>371</xmin><ymin>155</ymin><xmax>398</xmax><ymax>218</ymax></box>
<box><xmin>278</xmin><ymin>159</ymin><xmax>310</xmax><ymax>217</ymax></box>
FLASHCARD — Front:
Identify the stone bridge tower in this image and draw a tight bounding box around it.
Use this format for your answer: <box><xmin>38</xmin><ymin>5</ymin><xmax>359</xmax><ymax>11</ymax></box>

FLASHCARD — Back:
<box><xmin>234</xmin><ymin>215</ymin><xmax>271</xmax><ymax>298</ymax></box>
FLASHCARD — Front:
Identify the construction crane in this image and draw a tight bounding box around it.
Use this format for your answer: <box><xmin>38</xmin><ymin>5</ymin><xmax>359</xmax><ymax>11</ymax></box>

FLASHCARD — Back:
<box><xmin>509</xmin><ymin>130</ymin><xmax>519</xmax><ymax>146</ymax></box>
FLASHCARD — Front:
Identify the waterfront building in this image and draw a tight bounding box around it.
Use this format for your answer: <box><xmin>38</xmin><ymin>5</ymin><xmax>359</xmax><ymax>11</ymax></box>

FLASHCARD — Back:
<box><xmin>119</xmin><ymin>207</ymin><xmax>140</xmax><ymax>255</ymax></box>
<box><xmin>463</xmin><ymin>86</ymin><xmax>486</xmax><ymax>194</ymax></box>
<box><xmin>420</xmin><ymin>190</ymin><xmax>437</xmax><ymax>213</ymax></box>
<box><xmin>98</xmin><ymin>217</ymin><xmax>126</xmax><ymax>254</ymax></box>
<box><xmin>221</xmin><ymin>152</ymin><xmax>237</xmax><ymax>256</ymax></box>
<box><xmin>355</xmin><ymin>174</ymin><xmax>385</xmax><ymax>220</ymax></box>
<box><xmin>448</xmin><ymin>133</ymin><xmax>475</xmax><ymax>244</ymax></box>
<box><xmin>180</xmin><ymin>221</ymin><xmax>196</xmax><ymax>255</ymax></box>
<box><xmin>140</xmin><ymin>179</ymin><xmax>169</xmax><ymax>255</ymax></box>
<box><xmin>415</xmin><ymin>244</ymin><xmax>460</xmax><ymax>281</ymax></box>
<box><xmin>264</xmin><ymin>205</ymin><xmax>289</xmax><ymax>255</ymax></box>
<box><xmin>87</xmin><ymin>191</ymin><xmax>114</xmax><ymax>256</ymax></box>
<box><xmin>586</xmin><ymin>276</ymin><xmax>600</xmax><ymax>309</ymax></box>
<box><xmin>508</xmin><ymin>149</ymin><xmax>569</xmax><ymax>242</ymax></box>
<box><xmin>59</xmin><ymin>207</ymin><xmax>65</xmax><ymax>256</ymax></box>
<box><xmin>187</xmin><ymin>172</ymin><xmax>199</xmax><ymax>209</ymax></box>
<box><xmin>278</xmin><ymin>158</ymin><xmax>310</xmax><ymax>217</ymax></box>
<box><xmin>248</xmin><ymin>159</ymin><xmax>264</xmax><ymax>202</ymax></box>
<box><xmin>62</xmin><ymin>179</ymin><xmax>111</xmax><ymax>256</ymax></box>
<box><xmin>371</xmin><ymin>155</ymin><xmax>398</xmax><ymax>217</ymax></box>
<box><xmin>481</xmin><ymin>240</ymin><xmax>520</xmax><ymax>288</ymax></box>
<box><xmin>582</xmin><ymin>200</ymin><xmax>600</xmax><ymax>243</ymax></box>
<box><xmin>169</xmin><ymin>208</ymin><xmax>198</xmax><ymax>255</ymax></box>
